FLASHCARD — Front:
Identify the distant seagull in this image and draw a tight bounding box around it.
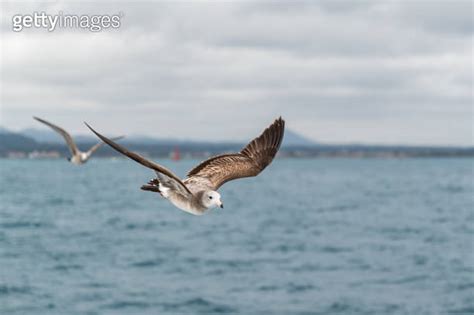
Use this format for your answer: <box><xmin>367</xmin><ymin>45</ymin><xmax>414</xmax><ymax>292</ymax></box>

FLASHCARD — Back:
<box><xmin>33</xmin><ymin>116</ymin><xmax>124</xmax><ymax>165</ymax></box>
<box><xmin>85</xmin><ymin>117</ymin><xmax>285</xmax><ymax>215</ymax></box>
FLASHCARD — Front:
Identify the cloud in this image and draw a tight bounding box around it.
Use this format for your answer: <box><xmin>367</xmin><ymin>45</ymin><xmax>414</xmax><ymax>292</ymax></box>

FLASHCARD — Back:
<box><xmin>0</xmin><ymin>1</ymin><xmax>472</xmax><ymax>145</ymax></box>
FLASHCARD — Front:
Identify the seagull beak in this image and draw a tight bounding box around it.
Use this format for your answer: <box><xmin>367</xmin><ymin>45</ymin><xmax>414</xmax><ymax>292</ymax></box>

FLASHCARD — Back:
<box><xmin>220</xmin><ymin>203</ymin><xmax>224</xmax><ymax>209</ymax></box>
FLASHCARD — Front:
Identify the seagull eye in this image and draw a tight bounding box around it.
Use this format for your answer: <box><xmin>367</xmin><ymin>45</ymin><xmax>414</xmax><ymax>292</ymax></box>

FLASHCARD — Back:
<box><xmin>209</xmin><ymin>196</ymin><xmax>213</xmax><ymax>199</ymax></box>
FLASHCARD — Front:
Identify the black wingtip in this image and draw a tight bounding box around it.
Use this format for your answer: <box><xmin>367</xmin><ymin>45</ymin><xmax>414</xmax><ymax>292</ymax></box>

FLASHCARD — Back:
<box><xmin>84</xmin><ymin>122</ymin><xmax>96</xmax><ymax>134</ymax></box>
<box><xmin>280</xmin><ymin>117</ymin><xmax>285</xmax><ymax>129</ymax></box>
<box><xmin>33</xmin><ymin>116</ymin><xmax>52</xmax><ymax>126</ymax></box>
<box><xmin>112</xmin><ymin>135</ymin><xmax>126</xmax><ymax>141</ymax></box>
<box><xmin>273</xmin><ymin>116</ymin><xmax>285</xmax><ymax>129</ymax></box>
<box><xmin>84</xmin><ymin>122</ymin><xmax>105</xmax><ymax>142</ymax></box>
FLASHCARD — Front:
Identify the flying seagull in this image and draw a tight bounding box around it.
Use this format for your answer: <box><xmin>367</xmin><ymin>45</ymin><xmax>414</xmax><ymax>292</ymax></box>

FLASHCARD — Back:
<box><xmin>85</xmin><ymin>117</ymin><xmax>285</xmax><ymax>215</ymax></box>
<box><xmin>33</xmin><ymin>116</ymin><xmax>124</xmax><ymax>165</ymax></box>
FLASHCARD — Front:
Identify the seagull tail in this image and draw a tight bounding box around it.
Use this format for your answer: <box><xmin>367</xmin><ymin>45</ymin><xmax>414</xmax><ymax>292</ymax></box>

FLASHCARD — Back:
<box><xmin>140</xmin><ymin>178</ymin><xmax>162</xmax><ymax>194</ymax></box>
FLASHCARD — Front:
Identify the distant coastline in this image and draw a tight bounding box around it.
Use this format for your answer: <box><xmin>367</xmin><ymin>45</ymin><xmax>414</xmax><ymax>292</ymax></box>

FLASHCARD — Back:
<box><xmin>1</xmin><ymin>128</ymin><xmax>472</xmax><ymax>159</ymax></box>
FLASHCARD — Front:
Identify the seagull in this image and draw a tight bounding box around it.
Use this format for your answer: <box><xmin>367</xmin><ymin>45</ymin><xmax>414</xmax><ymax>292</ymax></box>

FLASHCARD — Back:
<box><xmin>33</xmin><ymin>116</ymin><xmax>124</xmax><ymax>165</ymax></box>
<box><xmin>85</xmin><ymin>117</ymin><xmax>285</xmax><ymax>215</ymax></box>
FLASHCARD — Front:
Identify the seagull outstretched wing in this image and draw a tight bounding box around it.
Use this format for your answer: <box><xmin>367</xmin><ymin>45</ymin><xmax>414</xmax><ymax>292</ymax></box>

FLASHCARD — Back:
<box><xmin>186</xmin><ymin>117</ymin><xmax>285</xmax><ymax>190</ymax></box>
<box><xmin>86</xmin><ymin>136</ymin><xmax>126</xmax><ymax>156</ymax></box>
<box><xmin>33</xmin><ymin>116</ymin><xmax>79</xmax><ymax>156</ymax></box>
<box><xmin>85</xmin><ymin>123</ymin><xmax>192</xmax><ymax>196</ymax></box>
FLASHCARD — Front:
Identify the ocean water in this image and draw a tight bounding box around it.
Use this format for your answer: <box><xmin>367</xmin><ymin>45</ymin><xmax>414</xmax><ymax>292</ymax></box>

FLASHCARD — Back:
<box><xmin>0</xmin><ymin>158</ymin><xmax>472</xmax><ymax>315</ymax></box>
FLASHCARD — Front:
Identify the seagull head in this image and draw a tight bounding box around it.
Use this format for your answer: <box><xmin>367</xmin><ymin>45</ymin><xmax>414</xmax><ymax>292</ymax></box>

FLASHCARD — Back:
<box><xmin>202</xmin><ymin>191</ymin><xmax>223</xmax><ymax>209</ymax></box>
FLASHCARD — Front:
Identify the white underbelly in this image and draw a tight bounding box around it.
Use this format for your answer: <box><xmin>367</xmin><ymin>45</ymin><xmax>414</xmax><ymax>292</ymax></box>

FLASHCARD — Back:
<box><xmin>159</xmin><ymin>185</ymin><xmax>205</xmax><ymax>215</ymax></box>
<box><xmin>170</xmin><ymin>198</ymin><xmax>205</xmax><ymax>216</ymax></box>
<box><xmin>70</xmin><ymin>156</ymin><xmax>83</xmax><ymax>165</ymax></box>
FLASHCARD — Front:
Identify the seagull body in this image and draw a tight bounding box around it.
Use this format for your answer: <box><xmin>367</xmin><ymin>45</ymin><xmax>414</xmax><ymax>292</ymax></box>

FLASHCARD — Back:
<box><xmin>70</xmin><ymin>152</ymin><xmax>89</xmax><ymax>165</ymax></box>
<box><xmin>33</xmin><ymin>116</ymin><xmax>124</xmax><ymax>165</ymax></box>
<box><xmin>86</xmin><ymin>117</ymin><xmax>285</xmax><ymax>215</ymax></box>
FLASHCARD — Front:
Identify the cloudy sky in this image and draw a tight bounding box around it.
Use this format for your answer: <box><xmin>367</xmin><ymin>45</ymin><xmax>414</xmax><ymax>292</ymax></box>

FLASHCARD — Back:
<box><xmin>0</xmin><ymin>1</ymin><xmax>472</xmax><ymax>145</ymax></box>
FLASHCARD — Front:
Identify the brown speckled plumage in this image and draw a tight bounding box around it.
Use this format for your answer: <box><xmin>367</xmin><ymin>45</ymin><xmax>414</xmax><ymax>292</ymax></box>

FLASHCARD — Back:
<box><xmin>186</xmin><ymin>117</ymin><xmax>285</xmax><ymax>190</ymax></box>
<box><xmin>85</xmin><ymin>117</ymin><xmax>285</xmax><ymax>215</ymax></box>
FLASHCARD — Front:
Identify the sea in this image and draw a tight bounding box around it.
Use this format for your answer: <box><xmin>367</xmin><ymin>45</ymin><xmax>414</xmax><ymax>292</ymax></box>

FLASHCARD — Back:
<box><xmin>0</xmin><ymin>158</ymin><xmax>472</xmax><ymax>315</ymax></box>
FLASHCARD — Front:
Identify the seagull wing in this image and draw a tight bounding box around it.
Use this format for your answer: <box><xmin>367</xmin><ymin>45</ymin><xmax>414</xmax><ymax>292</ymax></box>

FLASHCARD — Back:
<box><xmin>186</xmin><ymin>117</ymin><xmax>285</xmax><ymax>190</ymax></box>
<box><xmin>33</xmin><ymin>116</ymin><xmax>79</xmax><ymax>156</ymax></box>
<box><xmin>86</xmin><ymin>135</ymin><xmax>125</xmax><ymax>156</ymax></box>
<box><xmin>85</xmin><ymin>123</ymin><xmax>192</xmax><ymax>195</ymax></box>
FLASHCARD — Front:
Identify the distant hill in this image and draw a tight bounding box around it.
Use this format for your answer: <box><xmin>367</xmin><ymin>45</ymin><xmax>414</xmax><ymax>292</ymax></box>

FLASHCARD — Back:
<box><xmin>20</xmin><ymin>128</ymin><xmax>92</xmax><ymax>143</ymax></box>
<box><xmin>122</xmin><ymin>135</ymin><xmax>211</xmax><ymax>146</ymax></box>
<box><xmin>1</xmin><ymin>126</ymin><xmax>472</xmax><ymax>158</ymax></box>
<box><xmin>116</xmin><ymin>129</ymin><xmax>317</xmax><ymax>147</ymax></box>
<box><xmin>0</xmin><ymin>127</ymin><xmax>12</xmax><ymax>134</ymax></box>
<box><xmin>19</xmin><ymin>127</ymin><xmax>317</xmax><ymax>147</ymax></box>
<box><xmin>19</xmin><ymin>128</ymin><xmax>222</xmax><ymax>145</ymax></box>
<box><xmin>282</xmin><ymin>129</ymin><xmax>317</xmax><ymax>147</ymax></box>
<box><xmin>0</xmin><ymin>132</ymin><xmax>38</xmax><ymax>151</ymax></box>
